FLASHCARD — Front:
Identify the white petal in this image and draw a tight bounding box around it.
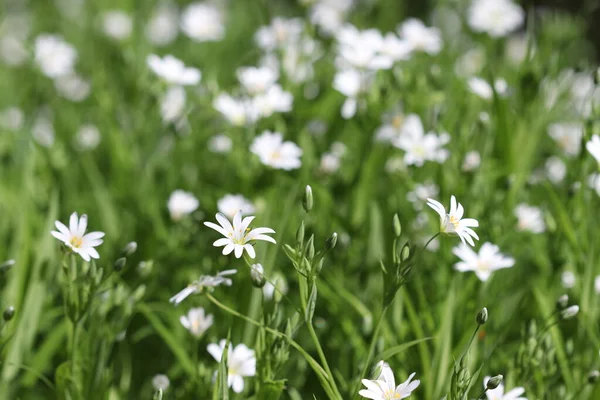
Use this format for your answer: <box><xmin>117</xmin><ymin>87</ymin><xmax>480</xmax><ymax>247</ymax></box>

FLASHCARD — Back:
<box><xmin>69</xmin><ymin>212</ymin><xmax>79</xmax><ymax>233</ymax></box>
<box><xmin>78</xmin><ymin>214</ymin><xmax>88</xmax><ymax>236</ymax></box>
<box><xmin>54</xmin><ymin>221</ymin><xmax>70</xmax><ymax>236</ymax></box>
<box><xmin>244</xmin><ymin>245</ymin><xmax>256</xmax><ymax>259</ymax></box>
<box><xmin>231</xmin><ymin>375</ymin><xmax>244</xmax><ymax>393</ymax></box>
<box><xmin>234</xmin><ymin>245</ymin><xmax>244</xmax><ymax>258</ymax></box>
<box><xmin>213</xmin><ymin>238</ymin><xmax>231</xmax><ymax>247</ymax></box>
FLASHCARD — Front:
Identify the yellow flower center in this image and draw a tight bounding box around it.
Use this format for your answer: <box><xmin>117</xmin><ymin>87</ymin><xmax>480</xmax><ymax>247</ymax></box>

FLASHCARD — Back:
<box><xmin>392</xmin><ymin>115</ymin><xmax>404</xmax><ymax>129</ymax></box>
<box><xmin>383</xmin><ymin>390</ymin><xmax>401</xmax><ymax>399</ymax></box>
<box><xmin>70</xmin><ymin>236</ymin><xmax>83</xmax><ymax>248</ymax></box>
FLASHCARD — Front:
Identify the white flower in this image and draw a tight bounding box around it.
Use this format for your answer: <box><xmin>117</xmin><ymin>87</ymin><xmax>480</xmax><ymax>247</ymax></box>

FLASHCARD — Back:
<box><xmin>427</xmin><ymin>195</ymin><xmax>480</xmax><ymax>246</ymax></box>
<box><xmin>0</xmin><ymin>107</ymin><xmax>24</xmax><ymax>131</ymax></box>
<box><xmin>181</xmin><ymin>2</ymin><xmax>225</xmax><ymax>42</ymax></box>
<box><xmin>146</xmin><ymin>6</ymin><xmax>179</xmax><ymax>46</ymax></box>
<box><xmin>505</xmin><ymin>34</ymin><xmax>530</xmax><ymax>65</ymax></box>
<box><xmin>407</xmin><ymin>182</ymin><xmax>439</xmax><ymax>210</ymax></box>
<box><xmin>204</xmin><ymin>211</ymin><xmax>276</xmax><ymax>259</ymax></box>
<box><xmin>152</xmin><ymin>374</ymin><xmax>170</xmax><ymax>391</ymax></box>
<box><xmin>218</xmin><ymin>194</ymin><xmax>255</xmax><ymax>219</ymax></box>
<box><xmin>263</xmin><ymin>273</ymin><xmax>288</xmax><ymax>300</ymax></box>
<box><xmin>397</xmin><ymin>18</ymin><xmax>442</xmax><ymax>55</ymax></box>
<box><xmin>561</xmin><ymin>271</ymin><xmax>576</xmax><ymax>289</ymax></box>
<box><xmin>545</xmin><ymin>156</ymin><xmax>566</xmax><ymax>184</ymax></box>
<box><xmin>393</xmin><ymin>114</ymin><xmax>450</xmax><ymax>166</ymax></box>
<box><xmin>253</xmin><ymin>84</ymin><xmax>294</xmax><ymax>117</ymax></box>
<box><xmin>483</xmin><ymin>376</ymin><xmax>526</xmax><ymax>400</ymax></box>
<box><xmin>51</xmin><ymin>212</ymin><xmax>105</xmax><ymax>262</ymax></box>
<box><xmin>380</xmin><ymin>32</ymin><xmax>412</xmax><ymax>62</ymax></box>
<box><xmin>255</xmin><ymin>17</ymin><xmax>304</xmax><ymax>51</ymax></box>
<box><xmin>586</xmin><ymin>134</ymin><xmax>600</xmax><ymax>164</ymax></box>
<box><xmin>594</xmin><ymin>275</ymin><xmax>600</xmax><ymax>294</ymax></box>
<box><xmin>453</xmin><ymin>242</ymin><xmax>515</xmax><ymax>281</ymax></box>
<box><xmin>309</xmin><ymin>0</ymin><xmax>353</xmax><ymax>35</ymax></box>
<box><xmin>468</xmin><ymin>77</ymin><xmax>507</xmax><ymax>100</ymax></box>
<box><xmin>34</xmin><ymin>34</ymin><xmax>77</xmax><ymax>79</ymax></box>
<box><xmin>320</xmin><ymin>153</ymin><xmax>341</xmax><ymax>174</ymax></box>
<box><xmin>336</xmin><ymin>25</ymin><xmax>393</xmax><ymax>70</ymax></box>
<box><xmin>514</xmin><ymin>204</ymin><xmax>545</xmax><ymax>233</ymax></box>
<box><xmin>250</xmin><ymin>131</ymin><xmax>302</xmax><ymax>170</ymax></box>
<box><xmin>160</xmin><ymin>86</ymin><xmax>187</xmax><ymax>123</ymax></box>
<box><xmin>32</xmin><ymin>113</ymin><xmax>55</xmax><ymax>148</ymax></box>
<box><xmin>548</xmin><ymin>122</ymin><xmax>583</xmax><ymax>156</ymax></box>
<box><xmin>169</xmin><ymin>269</ymin><xmax>237</xmax><ymax>305</ymax></box>
<box><xmin>75</xmin><ymin>124</ymin><xmax>101</xmax><ymax>151</ymax></box>
<box><xmin>468</xmin><ymin>0</ymin><xmax>524</xmax><ymax>38</ymax></box>
<box><xmin>561</xmin><ymin>305</ymin><xmax>579</xmax><ymax>319</ymax></box>
<box><xmin>55</xmin><ymin>74</ymin><xmax>91</xmax><ymax>102</ymax></box>
<box><xmin>207</xmin><ymin>340</ymin><xmax>256</xmax><ymax>393</ymax></box>
<box><xmin>147</xmin><ymin>54</ymin><xmax>201</xmax><ymax>86</ymax></box>
<box><xmin>454</xmin><ymin>47</ymin><xmax>486</xmax><ymax>77</ymax></box>
<box><xmin>375</xmin><ymin>109</ymin><xmax>406</xmax><ymax>143</ymax></box>
<box><xmin>213</xmin><ymin>93</ymin><xmax>259</xmax><ymax>126</ymax></box>
<box><xmin>102</xmin><ymin>10</ymin><xmax>132</xmax><ymax>40</ymax></box>
<box><xmin>208</xmin><ymin>134</ymin><xmax>233</xmax><ymax>153</ymax></box>
<box><xmin>167</xmin><ymin>190</ymin><xmax>199</xmax><ymax>221</ymax></box>
<box><xmin>237</xmin><ymin>66</ymin><xmax>279</xmax><ymax>95</ymax></box>
<box><xmin>180</xmin><ymin>307</ymin><xmax>213</xmax><ymax>337</ymax></box>
<box><xmin>359</xmin><ymin>363</ymin><xmax>420</xmax><ymax>400</ymax></box>
<box><xmin>462</xmin><ymin>151</ymin><xmax>481</xmax><ymax>171</ymax></box>
<box><xmin>333</xmin><ymin>69</ymin><xmax>374</xmax><ymax>119</ymax></box>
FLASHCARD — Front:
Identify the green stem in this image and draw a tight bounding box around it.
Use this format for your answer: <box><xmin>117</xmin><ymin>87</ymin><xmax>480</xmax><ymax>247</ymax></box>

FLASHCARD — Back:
<box><xmin>458</xmin><ymin>324</ymin><xmax>480</xmax><ymax>365</ymax></box>
<box><xmin>307</xmin><ymin>321</ymin><xmax>344</xmax><ymax>399</ymax></box>
<box><xmin>422</xmin><ymin>232</ymin><xmax>440</xmax><ymax>253</ymax></box>
<box><xmin>476</xmin><ymin>388</ymin><xmax>488</xmax><ymax>399</ymax></box>
<box><xmin>69</xmin><ymin>319</ymin><xmax>79</xmax><ymax>382</ymax></box>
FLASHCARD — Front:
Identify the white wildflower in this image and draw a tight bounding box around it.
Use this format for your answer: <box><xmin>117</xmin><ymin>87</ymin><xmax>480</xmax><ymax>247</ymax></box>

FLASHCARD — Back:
<box><xmin>181</xmin><ymin>2</ymin><xmax>225</xmax><ymax>42</ymax></box>
<box><xmin>427</xmin><ymin>195</ymin><xmax>480</xmax><ymax>246</ymax></box>
<box><xmin>218</xmin><ymin>194</ymin><xmax>255</xmax><ymax>219</ymax></box>
<box><xmin>250</xmin><ymin>131</ymin><xmax>302</xmax><ymax>170</ymax></box>
<box><xmin>167</xmin><ymin>190</ymin><xmax>199</xmax><ymax>221</ymax></box>
<box><xmin>51</xmin><ymin>212</ymin><xmax>105</xmax><ymax>262</ymax></box>
<box><xmin>207</xmin><ymin>340</ymin><xmax>256</xmax><ymax>393</ymax></box>
<box><xmin>514</xmin><ymin>203</ymin><xmax>545</xmax><ymax>233</ymax></box>
<box><xmin>453</xmin><ymin>242</ymin><xmax>515</xmax><ymax>282</ymax></box>
<box><xmin>180</xmin><ymin>307</ymin><xmax>213</xmax><ymax>337</ymax></box>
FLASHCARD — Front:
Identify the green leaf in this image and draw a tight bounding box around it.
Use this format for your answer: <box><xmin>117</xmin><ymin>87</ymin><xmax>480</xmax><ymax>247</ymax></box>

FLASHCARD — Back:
<box><xmin>305</xmin><ymin>283</ymin><xmax>318</xmax><ymax>323</ymax></box>
<box><xmin>256</xmin><ymin>379</ymin><xmax>286</xmax><ymax>400</ymax></box>
<box><xmin>375</xmin><ymin>337</ymin><xmax>435</xmax><ymax>361</ymax></box>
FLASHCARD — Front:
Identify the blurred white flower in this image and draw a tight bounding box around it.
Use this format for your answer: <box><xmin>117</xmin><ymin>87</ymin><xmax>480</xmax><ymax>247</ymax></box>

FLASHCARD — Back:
<box><xmin>32</xmin><ymin>113</ymin><xmax>55</xmax><ymax>147</ymax></box>
<box><xmin>375</xmin><ymin>109</ymin><xmax>406</xmax><ymax>143</ymax></box>
<box><xmin>0</xmin><ymin>107</ymin><xmax>24</xmax><ymax>131</ymax></box>
<box><xmin>75</xmin><ymin>124</ymin><xmax>101</xmax><ymax>151</ymax></box>
<box><xmin>102</xmin><ymin>10</ymin><xmax>132</xmax><ymax>40</ymax></box>
<box><xmin>309</xmin><ymin>0</ymin><xmax>353</xmax><ymax>35</ymax></box>
<box><xmin>213</xmin><ymin>93</ymin><xmax>258</xmax><ymax>126</ymax></box>
<box><xmin>393</xmin><ymin>114</ymin><xmax>450</xmax><ymax>166</ymax></box>
<box><xmin>468</xmin><ymin>77</ymin><xmax>507</xmax><ymax>99</ymax></box>
<box><xmin>207</xmin><ymin>340</ymin><xmax>256</xmax><ymax>393</ymax></box>
<box><xmin>167</xmin><ymin>190</ymin><xmax>199</xmax><ymax>221</ymax></box>
<box><xmin>180</xmin><ymin>307</ymin><xmax>213</xmax><ymax>337</ymax></box>
<box><xmin>548</xmin><ymin>122</ymin><xmax>583</xmax><ymax>156</ymax></box>
<box><xmin>336</xmin><ymin>25</ymin><xmax>394</xmax><ymax>70</ymax></box>
<box><xmin>320</xmin><ymin>153</ymin><xmax>341</xmax><ymax>174</ymax></box>
<box><xmin>204</xmin><ymin>210</ymin><xmax>276</xmax><ymax>259</ymax></box>
<box><xmin>545</xmin><ymin>156</ymin><xmax>566</xmax><ymax>184</ymax></box>
<box><xmin>407</xmin><ymin>182</ymin><xmax>439</xmax><ymax>210</ymax></box>
<box><xmin>34</xmin><ymin>34</ymin><xmax>77</xmax><ymax>79</ymax></box>
<box><xmin>51</xmin><ymin>212</ymin><xmax>105</xmax><ymax>262</ymax></box>
<box><xmin>160</xmin><ymin>86</ymin><xmax>187</xmax><ymax>123</ymax></box>
<box><xmin>594</xmin><ymin>275</ymin><xmax>600</xmax><ymax>294</ymax></box>
<box><xmin>561</xmin><ymin>305</ymin><xmax>579</xmax><ymax>319</ymax></box>
<box><xmin>253</xmin><ymin>84</ymin><xmax>293</xmax><ymax>118</ymax></box>
<box><xmin>514</xmin><ymin>203</ymin><xmax>545</xmax><ymax>233</ymax></box>
<box><xmin>263</xmin><ymin>272</ymin><xmax>288</xmax><ymax>300</ymax></box>
<box><xmin>385</xmin><ymin>156</ymin><xmax>406</xmax><ymax>174</ymax></box>
<box><xmin>453</xmin><ymin>242</ymin><xmax>515</xmax><ymax>281</ymax></box>
<box><xmin>561</xmin><ymin>271</ymin><xmax>576</xmax><ymax>289</ymax></box>
<box><xmin>152</xmin><ymin>374</ymin><xmax>170</xmax><ymax>391</ymax></box>
<box><xmin>331</xmin><ymin>141</ymin><xmax>347</xmax><ymax>157</ymax></box>
<box><xmin>237</xmin><ymin>66</ymin><xmax>278</xmax><ymax>95</ymax></box>
<box><xmin>250</xmin><ymin>131</ymin><xmax>302</xmax><ymax>170</ymax></box>
<box><xmin>483</xmin><ymin>376</ymin><xmax>526</xmax><ymax>400</ymax></box>
<box><xmin>397</xmin><ymin>18</ymin><xmax>442</xmax><ymax>55</ymax></box>
<box><xmin>55</xmin><ymin>74</ymin><xmax>91</xmax><ymax>102</ymax></box>
<box><xmin>427</xmin><ymin>195</ymin><xmax>480</xmax><ymax>246</ymax></box>
<box><xmin>218</xmin><ymin>194</ymin><xmax>255</xmax><ymax>219</ymax></box>
<box><xmin>468</xmin><ymin>0</ymin><xmax>524</xmax><ymax>38</ymax></box>
<box><xmin>462</xmin><ymin>151</ymin><xmax>481</xmax><ymax>171</ymax></box>
<box><xmin>586</xmin><ymin>134</ymin><xmax>600</xmax><ymax>165</ymax></box>
<box><xmin>255</xmin><ymin>17</ymin><xmax>304</xmax><ymax>51</ymax></box>
<box><xmin>359</xmin><ymin>364</ymin><xmax>420</xmax><ymax>400</ymax></box>
<box><xmin>0</xmin><ymin>36</ymin><xmax>28</xmax><ymax>66</ymax></box>
<box><xmin>506</xmin><ymin>34</ymin><xmax>530</xmax><ymax>65</ymax></box>
<box><xmin>333</xmin><ymin>69</ymin><xmax>373</xmax><ymax>119</ymax></box>
<box><xmin>588</xmin><ymin>173</ymin><xmax>600</xmax><ymax>196</ymax></box>
<box><xmin>147</xmin><ymin>54</ymin><xmax>201</xmax><ymax>86</ymax></box>
<box><xmin>208</xmin><ymin>134</ymin><xmax>233</xmax><ymax>153</ymax></box>
<box><xmin>146</xmin><ymin>5</ymin><xmax>179</xmax><ymax>46</ymax></box>
<box><xmin>454</xmin><ymin>47</ymin><xmax>486</xmax><ymax>77</ymax></box>
<box><xmin>181</xmin><ymin>2</ymin><xmax>225</xmax><ymax>42</ymax></box>
<box><xmin>170</xmin><ymin>269</ymin><xmax>237</xmax><ymax>305</ymax></box>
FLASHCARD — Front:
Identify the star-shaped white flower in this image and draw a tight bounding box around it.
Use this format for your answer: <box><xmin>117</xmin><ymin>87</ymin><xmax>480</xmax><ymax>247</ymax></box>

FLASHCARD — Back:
<box><xmin>169</xmin><ymin>269</ymin><xmax>237</xmax><ymax>305</ymax></box>
<box><xmin>427</xmin><ymin>196</ymin><xmax>479</xmax><ymax>246</ymax></box>
<box><xmin>180</xmin><ymin>307</ymin><xmax>213</xmax><ymax>337</ymax></box>
<box><xmin>453</xmin><ymin>242</ymin><xmax>515</xmax><ymax>281</ymax></box>
<box><xmin>359</xmin><ymin>363</ymin><xmax>420</xmax><ymax>399</ymax></box>
<box><xmin>207</xmin><ymin>340</ymin><xmax>256</xmax><ymax>393</ymax></box>
<box><xmin>51</xmin><ymin>212</ymin><xmax>105</xmax><ymax>261</ymax></box>
<box><xmin>204</xmin><ymin>211</ymin><xmax>276</xmax><ymax>258</ymax></box>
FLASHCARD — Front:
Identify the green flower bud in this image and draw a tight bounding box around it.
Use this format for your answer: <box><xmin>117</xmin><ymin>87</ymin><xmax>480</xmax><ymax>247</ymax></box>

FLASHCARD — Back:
<box><xmin>250</xmin><ymin>264</ymin><xmax>266</xmax><ymax>288</ymax></box>
<box><xmin>477</xmin><ymin>307</ymin><xmax>488</xmax><ymax>325</ymax></box>
<box><xmin>3</xmin><ymin>306</ymin><xmax>15</xmax><ymax>321</ymax></box>
<box><xmin>114</xmin><ymin>257</ymin><xmax>127</xmax><ymax>272</ymax></box>
<box><xmin>486</xmin><ymin>375</ymin><xmax>503</xmax><ymax>390</ymax></box>
<box><xmin>393</xmin><ymin>214</ymin><xmax>402</xmax><ymax>237</ymax></box>
<box><xmin>556</xmin><ymin>294</ymin><xmax>569</xmax><ymax>311</ymax></box>
<box><xmin>121</xmin><ymin>241</ymin><xmax>138</xmax><ymax>257</ymax></box>
<box><xmin>303</xmin><ymin>185</ymin><xmax>313</xmax><ymax>212</ymax></box>
<box><xmin>560</xmin><ymin>305</ymin><xmax>579</xmax><ymax>320</ymax></box>
<box><xmin>325</xmin><ymin>232</ymin><xmax>338</xmax><ymax>251</ymax></box>
<box><xmin>400</xmin><ymin>243</ymin><xmax>410</xmax><ymax>262</ymax></box>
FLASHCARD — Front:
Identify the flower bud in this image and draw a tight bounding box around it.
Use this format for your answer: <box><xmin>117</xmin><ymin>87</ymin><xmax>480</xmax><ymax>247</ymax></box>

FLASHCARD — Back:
<box><xmin>325</xmin><ymin>232</ymin><xmax>338</xmax><ymax>251</ymax></box>
<box><xmin>587</xmin><ymin>370</ymin><xmax>600</xmax><ymax>384</ymax></box>
<box><xmin>302</xmin><ymin>185</ymin><xmax>313</xmax><ymax>212</ymax></box>
<box><xmin>296</xmin><ymin>221</ymin><xmax>305</xmax><ymax>246</ymax></box>
<box><xmin>0</xmin><ymin>259</ymin><xmax>15</xmax><ymax>273</ymax></box>
<box><xmin>114</xmin><ymin>257</ymin><xmax>127</xmax><ymax>272</ymax></box>
<box><xmin>121</xmin><ymin>241</ymin><xmax>138</xmax><ymax>257</ymax></box>
<box><xmin>3</xmin><ymin>306</ymin><xmax>15</xmax><ymax>321</ymax></box>
<box><xmin>486</xmin><ymin>375</ymin><xmax>503</xmax><ymax>390</ymax></box>
<box><xmin>561</xmin><ymin>305</ymin><xmax>579</xmax><ymax>320</ymax></box>
<box><xmin>250</xmin><ymin>264</ymin><xmax>266</xmax><ymax>288</ymax></box>
<box><xmin>477</xmin><ymin>307</ymin><xmax>488</xmax><ymax>325</ymax></box>
<box><xmin>556</xmin><ymin>294</ymin><xmax>569</xmax><ymax>311</ymax></box>
<box><xmin>400</xmin><ymin>243</ymin><xmax>410</xmax><ymax>262</ymax></box>
<box><xmin>392</xmin><ymin>214</ymin><xmax>402</xmax><ymax>237</ymax></box>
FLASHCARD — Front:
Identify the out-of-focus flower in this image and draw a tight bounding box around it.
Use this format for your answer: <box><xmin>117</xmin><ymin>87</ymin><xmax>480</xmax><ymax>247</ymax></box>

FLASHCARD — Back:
<box><xmin>462</xmin><ymin>151</ymin><xmax>481</xmax><ymax>171</ymax></box>
<box><xmin>147</xmin><ymin>54</ymin><xmax>201</xmax><ymax>86</ymax></box>
<box><xmin>213</xmin><ymin>93</ymin><xmax>259</xmax><ymax>126</ymax></box>
<box><xmin>467</xmin><ymin>77</ymin><xmax>507</xmax><ymax>99</ymax></box>
<box><xmin>160</xmin><ymin>86</ymin><xmax>187</xmax><ymax>123</ymax></box>
<box><xmin>393</xmin><ymin>114</ymin><xmax>450</xmax><ymax>166</ymax></box>
<box><xmin>586</xmin><ymin>134</ymin><xmax>600</xmax><ymax>165</ymax></box>
<box><xmin>167</xmin><ymin>190</ymin><xmax>199</xmax><ymax>221</ymax></box>
<box><xmin>169</xmin><ymin>269</ymin><xmax>237</xmax><ymax>304</ymax></box>
<box><xmin>468</xmin><ymin>0</ymin><xmax>524</xmax><ymax>38</ymax></box>
<box><xmin>333</xmin><ymin>69</ymin><xmax>374</xmax><ymax>119</ymax></box>
<box><xmin>146</xmin><ymin>5</ymin><xmax>179</xmax><ymax>46</ymax></box>
<box><xmin>204</xmin><ymin>211</ymin><xmax>276</xmax><ymax>259</ymax></box>
<box><xmin>0</xmin><ymin>35</ymin><xmax>28</xmax><ymax>66</ymax></box>
<box><xmin>548</xmin><ymin>122</ymin><xmax>583</xmax><ymax>156</ymax></box>
<box><xmin>454</xmin><ymin>47</ymin><xmax>486</xmax><ymax>77</ymax></box>
<box><xmin>218</xmin><ymin>194</ymin><xmax>255</xmax><ymax>219</ymax></box>
<box><xmin>34</xmin><ymin>34</ymin><xmax>77</xmax><ymax>79</ymax></box>
<box><xmin>336</xmin><ymin>25</ymin><xmax>394</xmax><ymax>70</ymax></box>
<box><xmin>152</xmin><ymin>374</ymin><xmax>170</xmax><ymax>391</ymax></box>
<box><xmin>75</xmin><ymin>124</ymin><xmax>101</xmax><ymax>150</ymax></box>
<box><xmin>545</xmin><ymin>156</ymin><xmax>566</xmax><ymax>184</ymax></box>
<box><xmin>181</xmin><ymin>2</ymin><xmax>225</xmax><ymax>42</ymax></box>
<box><xmin>561</xmin><ymin>271</ymin><xmax>576</xmax><ymax>289</ymax></box>
<box><xmin>237</xmin><ymin>66</ymin><xmax>278</xmax><ymax>95</ymax></box>
<box><xmin>505</xmin><ymin>34</ymin><xmax>530</xmax><ymax>65</ymax></box>
<box><xmin>427</xmin><ymin>195</ymin><xmax>479</xmax><ymax>246</ymax></box>
<box><xmin>359</xmin><ymin>363</ymin><xmax>420</xmax><ymax>399</ymax></box>
<box><xmin>208</xmin><ymin>134</ymin><xmax>233</xmax><ymax>153</ymax></box>
<box><xmin>514</xmin><ymin>203</ymin><xmax>545</xmax><ymax>233</ymax></box>
<box><xmin>180</xmin><ymin>307</ymin><xmax>213</xmax><ymax>337</ymax></box>
<box><xmin>0</xmin><ymin>107</ymin><xmax>24</xmax><ymax>131</ymax></box>
<box><xmin>51</xmin><ymin>212</ymin><xmax>105</xmax><ymax>262</ymax></box>
<box><xmin>102</xmin><ymin>10</ymin><xmax>132</xmax><ymax>40</ymax></box>
<box><xmin>32</xmin><ymin>112</ymin><xmax>55</xmax><ymax>147</ymax></box>
<box><xmin>207</xmin><ymin>340</ymin><xmax>256</xmax><ymax>393</ymax></box>
<box><xmin>253</xmin><ymin>84</ymin><xmax>293</xmax><ymax>117</ymax></box>
<box><xmin>309</xmin><ymin>0</ymin><xmax>353</xmax><ymax>35</ymax></box>
<box><xmin>55</xmin><ymin>74</ymin><xmax>91</xmax><ymax>102</ymax></box>
<box><xmin>397</xmin><ymin>18</ymin><xmax>442</xmax><ymax>55</ymax></box>
<box><xmin>320</xmin><ymin>152</ymin><xmax>341</xmax><ymax>174</ymax></box>
<box><xmin>453</xmin><ymin>242</ymin><xmax>515</xmax><ymax>281</ymax></box>
<box><xmin>483</xmin><ymin>376</ymin><xmax>526</xmax><ymax>400</ymax></box>
<box><xmin>250</xmin><ymin>131</ymin><xmax>302</xmax><ymax>170</ymax></box>
<box><xmin>375</xmin><ymin>108</ymin><xmax>406</xmax><ymax>143</ymax></box>
<box><xmin>594</xmin><ymin>275</ymin><xmax>600</xmax><ymax>294</ymax></box>
<box><xmin>407</xmin><ymin>182</ymin><xmax>439</xmax><ymax>210</ymax></box>
<box><xmin>255</xmin><ymin>17</ymin><xmax>304</xmax><ymax>51</ymax></box>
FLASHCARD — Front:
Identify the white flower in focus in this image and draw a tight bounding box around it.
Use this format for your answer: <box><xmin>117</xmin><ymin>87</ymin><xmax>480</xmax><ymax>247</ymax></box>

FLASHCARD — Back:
<box><xmin>75</xmin><ymin>124</ymin><xmax>101</xmax><ymax>150</ymax></box>
<box><xmin>462</xmin><ymin>151</ymin><xmax>481</xmax><ymax>171</ymax></box>
<box><xmin>561</xmin><ymin>271</ymin><xmax>576</xmax><ymax>289</ymax></box>
<box><xmin>514</xmin><ymin>203</ymin><xmax>545</xmax><ymax>233</ymax></box>
<box><xmin>253</xmin><ymin>84</ymin><xmax>294</xmax><ymax>118</ymax></box>
<box><xmin>237</xmin><ymin>66</ymin><xmax>278</xmax><ymax>95</ymax></box>
<box><xmin>359</xmin><ymin>363</ymin><xmax>420</xmax><ymax>400</ymax></box>
<box><xmin>152</xmin><ymin>374</ymin><xmax>170</xmax><ymax>391</ymax></box>
<box><xmin>167</xmin><ymin>190</ymin><xmax>199</xmax><ymax>221</ymax></box>
<box><xmin>468</xmin><ymin>0</ymin><xmax>524</xmax><ymax>38</ymax></box>
<box><xmin>393</xmin><ymin>114</ymin><xmax>450</xmax><ymax>166</ymax></box>
<box><xmin>397</xmin><ymin>18</ymin><xmax>442</xmax><ymax>55</ymax></box>
<box><xmin>208</xmin><ymin>134</ymin><xmax>233</xmax><ymax>153</ymax></box>
<box><xmin>102</xmin><ymin>10</ymin><xmax>132</xmax><ymax>40</ymax></box>
<box><xmin>250</xmin><ymin>131</ymin><xmax>302</xmax><ymax>170</ymax></box>
<box><xmin>213</xmin><ymin>93</ymin><xmax>258</xmax><ymax>126</ymax></box>
<box><xmin>34</xmin><ymin>34</ymin><xmax>77</xmax><ymax>79</ymax></box>
<box><xmin>218</xmin><ymin>194</ymin><xmax>255</xmax><ymax>219</ymax></box>
<box><xmin>169</xmin><ymin>269</ymin><xmax>237</xmax><ymax>305</ymax></box>
<box><xmin>181</xmin><ymin>2</ymin><xmax>225</xmax><ymax>42</ymax></box>
<box><xmin>204</xmin><ymin>211</ymin><xmax>276</xmax><ymax>258</ymax></box>
<box><xmin>54</xmin><ymin>74</ymin><xmax>91</xmax><ymax>102</ymax></box>
<box><xmin>483</xmin><ymin>376</ymin><xmax>526</xmax><ymax>400</ymax></box>
<box><xmin>0</xmin><ymin>107</ymin><xmax>24</xmax><ymax>131</ymax></box>
<box><xmin>180</xmin><ymin>307</ymin><xmax>213</xmax><ymax>337</ymax></box>
<box><xmin>161</xmin><ymin>86</ymin><xmax>187</xmax><ymax>123</ymax></box>
<box><xmin>548</xmin><ymin>122</ymin><xmax>583</xmax><ymax>156</ymax></box>
<box><xmin>453</xmin><ymin>242</ymin><xmax>515</xmax><ymax>281</ymax></box>
<box><xmin>147</xmin><ymin>54</ymin><xmax>201</xmax><ymax>86</ymax></box>
<box><xmin>32</xmin><ymin>113</ymin><xmax>55</xmax><ymax>147</ymax></box>
<box><xmin>545</xmin><ymin>156</ymin><xmax>566</xmax><ymax>184</ymax></box>
<box><xmin>207</xmin><ymin>340</ymin><xmax>256</xmax><ymax>393</ymax></box>
<box><xmin>146</xmin><ymin>6</ymin><xmax>179</xmax><ymax>46</ymax></box>
<box><xmin>586</xmin><ymin>134</ymin><xmax>600</xmax><ymax>165</ymax></box>
<box><xmin>51</xmin><ymin>212</ymin><xmax>105</xmax><ymax>261</ymax></box>
<box><xmin>427</xmin><ymin>196</ymin><xmax>480</xmax><ymax>246</ymax></box>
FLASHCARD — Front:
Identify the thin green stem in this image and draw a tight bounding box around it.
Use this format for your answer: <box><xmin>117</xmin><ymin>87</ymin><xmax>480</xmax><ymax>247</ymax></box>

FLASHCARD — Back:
<box><xmin>476</xmin><ymin>388</ymin><xmax>488</xmax><ymax>399</ymax></box>
<box><xmin>422</xmin><ymin>232</ymin><xmax>440</xmax><ymax>253</ymax></box>
<box><xmin>307</xmin><ymin>321</ymin><xmax>344</xmax><ymax>399</ymax></box>
<box><xmin>458</xmin><ymin>324</ymin><xmax>481</xmax><ymax>365</ymax></box>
